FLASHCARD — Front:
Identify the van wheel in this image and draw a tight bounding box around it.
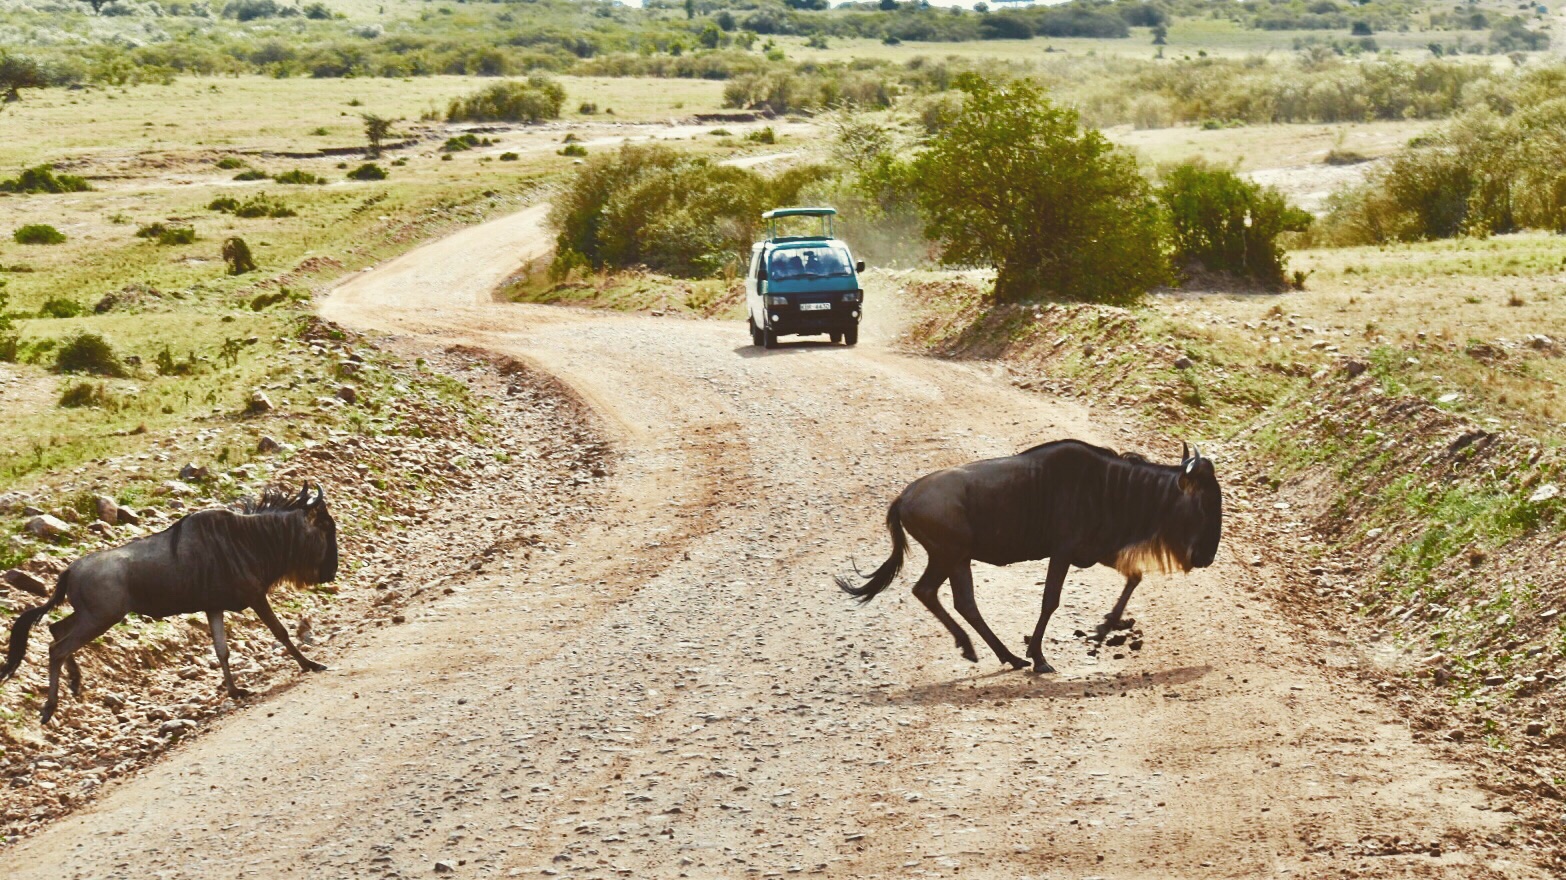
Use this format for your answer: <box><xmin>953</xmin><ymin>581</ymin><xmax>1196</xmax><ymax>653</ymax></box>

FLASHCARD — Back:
<box><xmin>749</xmin><ymin>320</ymin><xmax>762</xmax><ymax>347</ymax></box>
<box><xmin>762</xmin><ymin>327</ymin><xmax>778</xmax><ymax>350</ymax></box>
<box><xmin>844</xmin><ymin>326</ymin><xmax>858</xmax><ymax>346</ymax></box>
<box><xmin>829</xmin><ymin>332</ymin><xmax>842</xmax><ymax>343</ymax></box>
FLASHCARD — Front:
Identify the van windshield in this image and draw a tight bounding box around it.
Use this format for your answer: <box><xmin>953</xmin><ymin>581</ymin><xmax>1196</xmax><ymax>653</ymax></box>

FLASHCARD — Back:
<box><xmin>768</xmin><ymin>246</ymin><xmax>852</xmax><ymax>280</ymax></box>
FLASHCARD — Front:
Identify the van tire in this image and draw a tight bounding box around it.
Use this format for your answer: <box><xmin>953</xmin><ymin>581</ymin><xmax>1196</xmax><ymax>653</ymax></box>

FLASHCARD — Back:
<box><xmin>749</xmin><ymin>320</ymin><xmax>762</xmax><ymax>347</ymax></box>
<box><xmin>844</xmin><ymin>326</ymin><xmax>858</xmax><ymax>346</ymax></box>
<box><xmin>763</xmin><ymin>327</ymin><xmax>778</xmax><ymax>350</ymax></box>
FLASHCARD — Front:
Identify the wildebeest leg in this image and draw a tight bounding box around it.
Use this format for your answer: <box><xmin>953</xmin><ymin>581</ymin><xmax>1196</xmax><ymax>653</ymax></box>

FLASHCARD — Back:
<box><xmin>1026</xmin><ymin>556</ymin><xmax>1070</xmax><ymax>675</ymax></box>
<box><xmin>253</xmin><ymin>597</ymin><xmax>326</xmax><ymax>672</ymax></box>
<box><xmin>948</xmin><ymin>561</ymin><xmax>1027</xmax><ymax>670</ymax></box>
<box><xmin>42</xmin><ymin>612</ymin><xmax>116</xmax><ymax>725</ymax></box>
<box><xmin>909</xmin><ymin>559</ymin><xmax>976</xmax><ymax>663</ymax></box>
<box><xmin>207</xmin><ymin>610</ymin><xmax>252</xmax><ymax>699</ymax></box>
<box><xmin>1093</xmin><ymin>574</ymin><xmax>1143</xmax><ymax>643</ymax></box>
<box><xmin>49</xmin><ymin>617</ymin><xmax>85</xmax><ymax>697</ymax></box>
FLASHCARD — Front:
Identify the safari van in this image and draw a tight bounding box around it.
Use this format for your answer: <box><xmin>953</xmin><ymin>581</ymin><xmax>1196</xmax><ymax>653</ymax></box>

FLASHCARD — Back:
<box><xmin>745</xmin><ymin>207</ymin><xmax>865</xmax><ymax>349</ymax></box>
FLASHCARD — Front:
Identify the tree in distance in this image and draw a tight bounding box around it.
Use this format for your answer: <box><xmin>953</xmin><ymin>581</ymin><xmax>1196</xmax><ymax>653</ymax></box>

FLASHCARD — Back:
<box><xmin>361</xmin><ymin>113</ymin><xmax>399</xmax><ymax>158</ymax></box>
<box><xmin>911</xmin><ymin>73</ymin><xmax>1167</xmax><ymax>305</ymax></box>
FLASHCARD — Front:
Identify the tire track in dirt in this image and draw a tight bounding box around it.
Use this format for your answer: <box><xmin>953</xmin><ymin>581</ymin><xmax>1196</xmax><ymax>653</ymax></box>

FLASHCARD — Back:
<box><xmin>0</xmin><ymin>206</ymin><xmax>1550</xmax><ymax>878</ymax></box>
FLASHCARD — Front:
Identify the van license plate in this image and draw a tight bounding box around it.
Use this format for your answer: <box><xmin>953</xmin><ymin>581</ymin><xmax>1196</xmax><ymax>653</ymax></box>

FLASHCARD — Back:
<box><xmin>799</xmin><ymin>302</ymin><xmax>831</xmax><ymax>311</ymax></box>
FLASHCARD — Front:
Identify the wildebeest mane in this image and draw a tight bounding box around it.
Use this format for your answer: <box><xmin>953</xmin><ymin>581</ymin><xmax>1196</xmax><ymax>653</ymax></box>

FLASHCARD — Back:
<box><xmin>1025</xmin><ymin>441</ymin><xmax>1194</xmax><ymax>577</ymax></box>
<box><xmin>162</xmin><ymin>486</ymin><xmax>331</xmax><ymax>604</ymax></box>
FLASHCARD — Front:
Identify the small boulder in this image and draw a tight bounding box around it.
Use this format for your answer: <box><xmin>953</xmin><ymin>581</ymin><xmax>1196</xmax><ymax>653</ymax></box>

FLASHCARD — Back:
<box><xmin>335</xmin><ymin>385</ymin><xmax>358</xmax><ymax>405</ymax></box>
<box><xmin>245</xmin><ymin>390</ymin><xmax>274</xmax><ymax>416</ymax></box>
<box><xmin>1173</xmin><ymin>356</ymin><xmax>1193</xmax><ymax>370</ymax></box>
<box><xmin>256</xmin><ymin>436</ymin><xmax>282</xmax><ymax>454</ymax></box>
<box><xmin>116</xmin><ymin>506</ymin><xmax>141</xmax><ymax>526</ymax></box>
<box><xmin>1342</xmin><ymin>360</ymin><xmax>1369</xmax><ymax>378</ymax></box>
<box><xmin>434</xmin><ymin>861</ymin><xmax>456</xmax><ymax>874</ymax></box>
<box><xmin>2</xmin><ymin>569</ymin><xmax>49</xmax><ymax>598</ymax></box>
<box><xmin>93</xmin><ymin>495</ymin><xmax>119</xmax><ymax>525</ymax></box>
<box><xmin>52</xmin><ymin>507</ymin><xmax>81</xmax><ymax>524</ymax></box>
<box><xmin>25</xmin><ymin>515</ymin><xmax>72</xmax><ymax>541</ymax></box>
<box><xmin>21</xmin><ymin>505</ymin><xmax>45</xmax><ymax>517</ymax></box>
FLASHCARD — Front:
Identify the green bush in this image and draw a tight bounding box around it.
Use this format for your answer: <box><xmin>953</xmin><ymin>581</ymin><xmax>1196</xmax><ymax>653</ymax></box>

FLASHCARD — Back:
<box><xmin>346</xmin><ymin>162</ymin><xmax>388</xmax><ymax>180</ymax></box>
<box><xmin>54</xmin><ymin>332</ymin><xmax>127</xmax><ymax>377</ymax></box>
<box><xmin>746</xmin><ymin>127</ymin><xmax>777</xmax><ymax>144</ymax></box>
<box><xmin>208</xmin><ymin>196</ymin><xmax>241</xmax><ymax>213</ymax></box>
<box><xmin>37</xmin><ymin>297</ymin><xmax>84</xmax><ymax>318</ymax></box>
<box><xmin>1158</xmin><ymin>162</ymin><xmax>1311</xmax><ymax>289</ymax></box>
<box><xmin>0</xmin><ymin>288</ymin><xmax>18</xmax><ymax>363</ymax></box>
<box><xmin>215</xmin><ymin>157</ymin><xmax>248</xmax><ymax>170</ymax></box>
<box><xmin>558</xmin><ymin>144</ymin><xmax>588</xmax><ymax>157</ymax></box>
<box><xmin>0</xmin><ymin>165</ymin><xmax>90</xmax><ymax>194</ymax></box>
<box><xmin>549</xmin><ymin>143</ymin><xmax>824</xmax><ymax>278</ymax></box>
<box><xmin>498</xmin><ymin>152</ymin><xmax>520</xmax><ymax>162</ymax></box>
<box><xmin>234</xmin><ymin>169</ymin><xmax>269</xmax><ymax>181</ymax></box>
<box><xmin>234</xmin><ymin>194</ymin><xmax>296</xmax><ymax>218</ymax></box>
<box><xmin>14</xmin><ymin>224</ymin><xmax>65</xmax><ymax>245</ymax></box>
<box><xmin>58</xmin><ymin>381</ymin><xmax>110</xmax><ymax>409</ymax></box>
<box><xmin>911</xmin><ymin>74</ymin><xmax>1166</xmax><ymax>305</ymax></box>
<box><xmin>446</xmin><ymin>75</ymin><xmax>566</xmax><ymax>123</ymax></box>
<box><xmin>135</xmin><ymin>222</ymin><xmax>196</xmax><ymax>245</ymax></box>
<box><xmin>272</xmin><ymin>169</ymin><xmax>326</xmax><ymax>185</ymax></box>
<box><xmin>443</xmin><ymin>134</ymin><xmax>487</xmax><ymax>152</ymax></box>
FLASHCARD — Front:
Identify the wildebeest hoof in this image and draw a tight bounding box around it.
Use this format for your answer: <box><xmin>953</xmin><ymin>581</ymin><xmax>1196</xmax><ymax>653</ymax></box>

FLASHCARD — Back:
<box><xmin>303</xmin><ymin>661</ymin><xmax>327</xmax><ymax>672</ymax></box>
<box><xmin>226</xmin><ymin>687</ymin><xmax>254</xmax><ymax>700</ymax></box>
<box><xmin>1003</xmin><ymin>655</ymin><xmax>1028</xmax><ymax>670</ymax></box>
<box><xmin>961</xmin><ymin>648</ymin><xmax>979</xmax><ymax>663</ymax></box>
<box><xmin>1031</xmin><ymin>659</ymin><xmax>1057</xmax><ymax>675</ymax></box>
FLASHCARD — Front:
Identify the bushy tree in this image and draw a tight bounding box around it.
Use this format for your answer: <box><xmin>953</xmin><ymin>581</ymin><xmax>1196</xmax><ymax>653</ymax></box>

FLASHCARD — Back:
<box><xmin>0</xmin><ymin>53</ymin><xmax>48</xmax><ymax>103</ymax></box>
<box><xmin>361</xmin><ymin>113</ymin><xmax>397</xmax><ymax>158</ymax></box>
<box><xmin>549</xmin><ymin>143</ymin><xmax>822</xmax><ymax>277</ymax></box>
<box><xmin>1159</xmin><ymin>162</ymin><xmax>1311</xmax><ymax>288</ymax></box>
<box><xmin>911</xmin><ymin>74</ymin><xmax>1167</xmax><ymax>305</ymax></box>
<box><xmin>447</xmin><ymin>76</ymin><xmax>565</xmax><ymax>123</ymax></box>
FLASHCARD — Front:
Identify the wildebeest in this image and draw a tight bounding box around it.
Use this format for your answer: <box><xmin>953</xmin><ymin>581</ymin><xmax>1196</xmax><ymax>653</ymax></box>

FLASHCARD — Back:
<box><xmin>837</xmin><ymin>440</ymin><xmax>1222</xmax><ymax>674</ymax></box>
<box><xmin>0</xmin><ymin>484</ymin><xmax>338</xmax><ymax>724</ymax></box>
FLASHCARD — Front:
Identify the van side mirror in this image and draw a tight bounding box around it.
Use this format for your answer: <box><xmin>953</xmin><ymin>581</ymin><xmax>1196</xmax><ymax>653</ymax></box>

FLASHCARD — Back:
<box><xmin>855</xmin><ymin>260</ymin><xmax>866</xmax><ymax>273</ymax></box>
<box><xmin>757</xmin><ymin>267</ymin><xmax>768</xmax><ymax>281</ymax></box>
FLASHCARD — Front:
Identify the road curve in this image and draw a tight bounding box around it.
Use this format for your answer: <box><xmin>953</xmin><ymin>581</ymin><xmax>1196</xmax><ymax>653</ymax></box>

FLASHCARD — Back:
<box><xmin>0</xmin><ymin>205</ymin><xmax>1544</xmax><ymax>879</ymax></box>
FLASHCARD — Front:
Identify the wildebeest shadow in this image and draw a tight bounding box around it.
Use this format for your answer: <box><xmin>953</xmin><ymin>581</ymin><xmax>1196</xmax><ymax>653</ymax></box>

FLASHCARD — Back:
<box><xmin>862</xmin><ymin>664</ymin><xmax>1213</xmax><ymax>707</ymax></box>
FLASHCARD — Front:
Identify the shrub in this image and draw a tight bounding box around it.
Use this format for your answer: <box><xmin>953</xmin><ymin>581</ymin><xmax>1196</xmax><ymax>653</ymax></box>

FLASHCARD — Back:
<box><xmin>558</xmin><ymin>144</ymin><xmax>588</xmax><ymax>157</ymax></box>
<box><xmin>346</xmin><ymin>162</ymin><xmax>388</xmax><ymax>180</ymax></box>
<box><xmin>14</xmin><ymin>224</ymin><xmax>65</xmax><ymax>245</ymax></box>
<box><xmin>446</xmin><ymin>76</ymin><xmax>566</xmax><ymax>123</ymax></box>
<box><xmin>58</xmin><ymin>381</ymin><xmax>110</xmax><ymax>409</ymax></box>
<box><xmin>911</xmin><ymin>74</ymin><xmax>1166</xmax><ymax>305</ymax></box>
<box><xmin>223</xmin><ymin>237</ymin><xmax>257</xmax><ymax>275</ymax></box>
<box><xmin>0</xmin><ymin>165</ymin><xmax>90</xmax><ymax>194</ymax></box>
<box><xmin>37</xmin><ymin>297</ymin><xmax>84</xmax><ymax>318</ymax></box>
<box><xmin>233</xmin><ymin>194</ymin><xmax>295</xmax><ymax>218</ymax></box>
<box><xmin>1158</xmin><ymin>162</ymin><xmax>1312</xmax><ymax>288</ymax></box>
<box><xmin>215</xmin><ymin>157</ymin><xmax>248</xmax><ymax>170</ymax></box>
<box><xmin>54</xmin><ymin>332</ymin><xmax>127</xmax><ymax>377</ymax></box>
<box><xmin>136</xmin><ymin>222</ymin><xmax>196</xmax><ymax>245</ymax></box>
<box><xmin>579</xmin><ymin>102</ymin><xmax>598</xmax><ymax>115</ymax></box>
<box><xmin>498</xmin><ymin>152</ymin><xmax>520</xmax><ymax>162</ymax></box>
<box><xmin>746</xmin><ymin>127</ymin><xmax>776</xmax><ymax>144</ymax></box>
<box><xmin>549</xmin><ymin>143</ymin><xmax>824</xmax><ymax>278</ymax></box>
<box><xmin>234</xmin><ymin>169</ymin><xmax>269</xmax><ymax>181</ymax></box>
<box><xmin>208</xmin><ymin>196</ymin><xmax>241</xmax><ymax>212</ymax></box>
<box><xmin>272</xmin><ymin>169</ymin><xmax>326</xmax><ymax>185</ymax></box>
<box><xmin>443</xmin><ymin>134</ymin><xmax>486</xmax><ymax>152</ymax></box>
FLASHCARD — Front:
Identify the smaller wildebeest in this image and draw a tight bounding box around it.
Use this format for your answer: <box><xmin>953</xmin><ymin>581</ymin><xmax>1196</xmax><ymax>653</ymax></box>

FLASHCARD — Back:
<box><xmin>837</xmin><ymin>440</ymin><xmax>1222</xmax><ymax>674</ymax></box>
<box><xmin>1</xmin><ymin>484</ymin><xmax>338</xmax><ymax>724</ymax></box>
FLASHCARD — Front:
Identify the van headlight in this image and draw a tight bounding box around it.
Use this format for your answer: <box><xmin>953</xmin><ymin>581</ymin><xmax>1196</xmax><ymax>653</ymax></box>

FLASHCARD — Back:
<box><xmin>842</xmin><ymin>291</ymin><xmax>861</xmax><ymax>303</ymax></box>
<box><xmin>766</xmin><ymin>295</ymin><xmax>790</xmax><ymax>307</ymax></box>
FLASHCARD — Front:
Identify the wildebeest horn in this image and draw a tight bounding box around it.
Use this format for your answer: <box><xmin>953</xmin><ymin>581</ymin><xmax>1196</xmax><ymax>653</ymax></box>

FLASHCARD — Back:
<box><xmin>1181</xmin><ymin>440</ymin><xmax>1191</xmax><ymax>462</ymax></box>
<box><xmin>311</xmin><ymin>485</ymin><xmax>325</xmax><ymax>507</ymax></box>
<box><xmin>296</xmin><ymin>484</ymin><xmax>311</xmax><ymax>505</ymax></box>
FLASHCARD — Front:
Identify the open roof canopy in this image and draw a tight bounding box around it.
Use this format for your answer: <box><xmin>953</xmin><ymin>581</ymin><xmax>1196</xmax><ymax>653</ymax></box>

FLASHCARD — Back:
<box><xmin>763</xmin><ymin>206</ymin><xmax>838</xmax><ymax>242</ymax></box>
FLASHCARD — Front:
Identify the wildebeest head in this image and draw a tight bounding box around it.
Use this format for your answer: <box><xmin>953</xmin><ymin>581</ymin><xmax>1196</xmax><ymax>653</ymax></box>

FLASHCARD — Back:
<box><xmin>304</xmin><ymin>484</ymin><xmax>339</xmax><ymax>583</ymax></box>
<box><xmin>1174</xmin><ymin>442</ymin><xmax>1222</xmax><ymax>568</ymax></box>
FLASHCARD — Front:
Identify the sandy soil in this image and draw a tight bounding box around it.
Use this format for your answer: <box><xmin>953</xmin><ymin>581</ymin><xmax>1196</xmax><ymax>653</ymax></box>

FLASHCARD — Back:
<box><xmin>0</xmin><ymin>206</ymin><xmax>1549</xmax><ymax>878</ymax></box>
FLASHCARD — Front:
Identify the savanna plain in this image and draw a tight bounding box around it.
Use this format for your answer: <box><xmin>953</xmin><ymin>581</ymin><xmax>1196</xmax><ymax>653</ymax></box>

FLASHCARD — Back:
<box><xmin>2</xmin><ymin>0</ymin><xmax>1566</xmax><ymax>876</ymax></box>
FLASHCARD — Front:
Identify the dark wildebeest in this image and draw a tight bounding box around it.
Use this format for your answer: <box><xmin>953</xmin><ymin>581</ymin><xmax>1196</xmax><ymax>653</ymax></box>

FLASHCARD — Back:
<box><xmin>0</xmin><ymin>484</ymin><xmax>338</xmax><ymax>724</ymax></box>
<box><xmin>837</xmin><ymin>440</ymin><xmax>1222</xmax><ymax>674</ymax></box>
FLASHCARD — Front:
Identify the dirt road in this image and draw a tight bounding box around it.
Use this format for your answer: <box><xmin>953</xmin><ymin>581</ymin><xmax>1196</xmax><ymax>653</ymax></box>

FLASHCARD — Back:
<box><xmin>0</xmin><ymin>207</ymin><xmax>1546</xmax><ymax>879</ymax></box>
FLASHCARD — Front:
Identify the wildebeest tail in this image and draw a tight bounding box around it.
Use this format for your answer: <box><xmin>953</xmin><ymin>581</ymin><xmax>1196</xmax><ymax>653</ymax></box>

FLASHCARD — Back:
<box><xmin>836</xmin><ymin>498</ymin><xmax>907</xmax><ymax>603</ymax></box>
<box><xmin>0</xmin><ymin>569</ymin><xmax>68</xmax><ymax>682</ymax></box>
